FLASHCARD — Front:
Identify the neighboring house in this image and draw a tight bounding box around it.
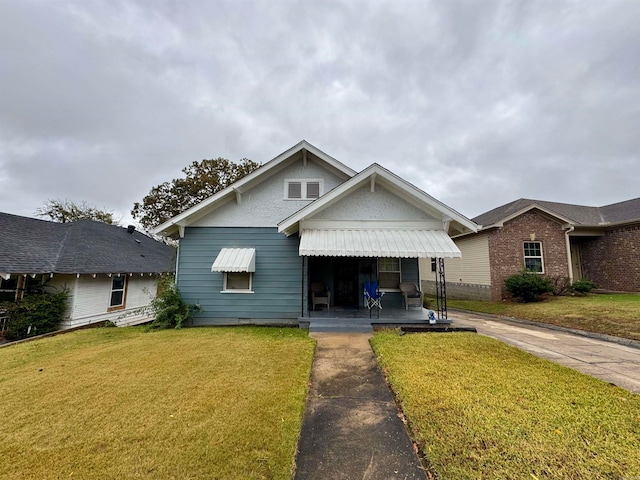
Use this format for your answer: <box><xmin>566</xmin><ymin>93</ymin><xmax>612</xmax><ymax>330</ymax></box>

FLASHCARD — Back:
<box><xmin>153</xmin><ymin>140</ymin><xmax>477</xmax><ymax>325</ymax></box>
<box><xmin>420</xmin><ymin>198</ymin><xmax>640</xmax><ymax>301</ymax></box>
<box><xmin>0</xmin><ymin>213</ymin><xmax>176</xmax><ymax>330</ymax></box>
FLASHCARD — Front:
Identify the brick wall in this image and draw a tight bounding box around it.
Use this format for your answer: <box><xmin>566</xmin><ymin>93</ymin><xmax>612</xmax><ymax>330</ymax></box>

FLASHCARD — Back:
<box><xmin>580</xmin><ymin>225</ymin><xmax>640</xmax><ymax>292</ymax></box>
<box><xmin>488</xmin><ymin>211</ymin><xmax>569</xmax><ymax>300</ymax></box>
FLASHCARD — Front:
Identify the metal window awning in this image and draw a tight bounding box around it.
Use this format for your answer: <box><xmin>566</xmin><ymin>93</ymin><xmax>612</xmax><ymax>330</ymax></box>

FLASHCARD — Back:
<box><xmin>299</xmin><ymin>229</ymin><xmax>461</xmax><ymax>258</ymax></box>
<box><xmin>211</xmin><ymin>248</ymin><xmax>256</xmax><ymax>272</ymax></box>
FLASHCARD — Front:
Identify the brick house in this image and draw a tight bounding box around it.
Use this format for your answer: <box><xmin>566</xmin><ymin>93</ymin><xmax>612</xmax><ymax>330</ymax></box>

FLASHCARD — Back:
<box><xmin>420</xmin><ymin>198</ymin><xmax>640</xmax><ymax>300</ymax></box>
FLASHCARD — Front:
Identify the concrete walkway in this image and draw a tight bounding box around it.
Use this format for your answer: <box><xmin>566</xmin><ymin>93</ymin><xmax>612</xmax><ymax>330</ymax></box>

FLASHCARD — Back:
<box><xmin>451</xmin><ymin>310</ymin><xmax>640</xmax><ymax>394</ymax></box>
<box><xmin>294</xmin><ymin>333</ymin><xmax>426</xmax><ymax>480</ymax></box>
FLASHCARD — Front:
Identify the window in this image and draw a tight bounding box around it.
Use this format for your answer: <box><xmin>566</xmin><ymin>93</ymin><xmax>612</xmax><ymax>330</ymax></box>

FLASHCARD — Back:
<box><xmin>431</xmin><ymin>258</ymin><xmax>437</xmax><ymax>272</ymax></box>
<box><xmin>0</xmin><ymin>277</ymin><xmax>18</xmax><ymax>302</ymax></box>
<box><xmin>110</xmin><ymin>275</ymin><xmax>127</xmax><ymax>308</ymax></box>
<box><xmin>285</xmin><ymin>179</ymin><xmax>323</xmax><ymax>200</ymax></box>
<box><xmin>223</xmin><ymin>272</ymin><xmax>253</xmax><ymax>292</ymax></box>
<box><xmin>306</xmin><ymin>181</ymin><xmax>320</xmax><ymax>199</ymax></box>
<box><xmin>523</xmin><ymin>242</ymin><xmax>544</xmax><ymax>273</ymax></box>
<box><xmin>378</xmin><ymin>257</ymin><xmax>401</xmax><ymax>289</ymax></box>
<box><xmin>0</xmin><ymin>275</ymin><xmax>43</xmax><ymax>302</ymax></box>
<box><xmin>288</xmin><ymin>182</ymin><xmax>302</xmax><ymax>199</ymax></box>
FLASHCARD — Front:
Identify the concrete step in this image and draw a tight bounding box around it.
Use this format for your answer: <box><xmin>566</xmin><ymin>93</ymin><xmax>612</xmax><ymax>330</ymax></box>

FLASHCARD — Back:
<box><xmin>308</xmin><ymin>323</ymin><xmax>373</xmax><ymax>333</ymax></box>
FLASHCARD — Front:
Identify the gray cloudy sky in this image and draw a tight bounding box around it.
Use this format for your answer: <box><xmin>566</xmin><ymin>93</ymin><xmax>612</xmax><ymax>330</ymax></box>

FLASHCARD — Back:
<box><xmin>1</xmin><ymin>0</ymin><xmax>639</xmax><ymax>226</ymax></box>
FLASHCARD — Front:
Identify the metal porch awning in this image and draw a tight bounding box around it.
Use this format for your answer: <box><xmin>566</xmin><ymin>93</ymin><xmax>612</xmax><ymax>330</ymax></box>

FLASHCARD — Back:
<box><xmin>299</xmin><ymin>229</ymin><xmax>461</xmax><ymax>258</ymax></box>
<box><xmin>211</xmin><ymin>248</ymin><xmax>256</xmax><ymax>272</ymax></box>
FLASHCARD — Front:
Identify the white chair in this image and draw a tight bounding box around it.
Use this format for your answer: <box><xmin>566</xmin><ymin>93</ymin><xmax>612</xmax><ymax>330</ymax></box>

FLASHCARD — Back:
<box><xmin>310</xmin><ymin>282</ymin><xmax>330</xmax><ymax>311</ymax></box>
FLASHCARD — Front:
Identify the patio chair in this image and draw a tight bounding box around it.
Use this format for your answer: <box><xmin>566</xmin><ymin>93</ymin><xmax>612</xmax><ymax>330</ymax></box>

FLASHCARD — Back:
<box><xmin>310</xmin><ymin>282</ymin><xmax>330</xmax><ymax>311</ymax></box>
<box><xmin>399</xmin><ymin>282</ymin><xmax>423</xmax><ymax>310</ymax></box>
<box><xmin>364</xmin><ymin>280</ymin><xmax>385</xmax><ymax>318</ymax></box>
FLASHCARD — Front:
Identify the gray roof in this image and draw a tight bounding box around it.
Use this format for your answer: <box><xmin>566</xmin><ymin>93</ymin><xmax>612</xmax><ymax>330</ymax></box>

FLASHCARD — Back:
<box><xmin>0</xmin><ymin>212</ymin><xmax>175</xmax><ymax>275</ymax></box>
<box><xmin>473</xmin><ymin>197</ymin><xmax>640</xmax><ymax>227</ymax></box>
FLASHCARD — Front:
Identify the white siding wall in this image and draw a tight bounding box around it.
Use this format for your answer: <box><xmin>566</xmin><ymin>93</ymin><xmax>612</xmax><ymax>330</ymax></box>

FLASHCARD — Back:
<box><xmin>192</xmin><ymin>159</ymin><xmax>346</xmax><ymax>227</ymax></box>
<box><xmin>73</xmin><ymin>275</ymin><xmax>112</xmax><ymax>318</ymax></box>
<box><xmin>314</xmin><ymin>185</ymin><xmax>436</xmax><ymax>221</ymax></box>
<box><xmin>126</xmin><ymin>276</ymin><xmax>157</xmax><ymax>308</ymax></box>
<box><xmin>53</xmin><ymin>274</ymin><xmax>159</xmax><ymax>329</ymax></box>
<box><xmin>46</xmin><ymin>275</ymin><xmax>77</xmax><ymax>321</ymax></box>
<box><xmin>420</xmin><ymin>234</ymin><xmax>491</xmax><ymax>285</ymax></box>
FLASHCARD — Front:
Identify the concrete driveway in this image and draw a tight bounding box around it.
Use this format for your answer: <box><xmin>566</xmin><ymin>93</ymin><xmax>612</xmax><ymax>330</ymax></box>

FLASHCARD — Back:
<box><xmin>451</xmin><ymin>310</ymin><xmax>640</xmax><ymax>394</ymax></box>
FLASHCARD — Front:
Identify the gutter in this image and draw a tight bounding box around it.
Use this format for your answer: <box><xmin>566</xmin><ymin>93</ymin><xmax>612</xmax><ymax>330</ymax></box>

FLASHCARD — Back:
<box><xmin>564</xmin><ymin>225</ymin><xmax>575</xmax><ymax>283</ymax></box>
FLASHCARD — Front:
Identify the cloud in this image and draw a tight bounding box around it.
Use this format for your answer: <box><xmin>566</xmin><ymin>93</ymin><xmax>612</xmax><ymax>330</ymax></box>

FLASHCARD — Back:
<box><xmin>1</xmin><ymin>0</ymin><xmax>639</xmax><ymax>224</ymax></box>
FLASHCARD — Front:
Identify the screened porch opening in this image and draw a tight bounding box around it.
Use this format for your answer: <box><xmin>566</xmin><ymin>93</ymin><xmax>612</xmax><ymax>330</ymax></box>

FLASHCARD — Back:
<box><xmin>306</xmin><ymin>255</ymin><xmax>449</xmax><ymax>322</ymax></box>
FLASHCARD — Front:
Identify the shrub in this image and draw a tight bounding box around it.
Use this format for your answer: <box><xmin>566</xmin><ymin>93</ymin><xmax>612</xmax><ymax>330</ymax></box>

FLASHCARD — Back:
<box><xmin>548</xmin><ymin>275</ymin><xmax>571</xmax><ymax>296</ymax></box>
<box><xmin>571</xmin><ymin>279</ymin><xmax>596</xmax><ymax>295</ymax></box>
<box><xmin>3</xmin><ymin>287</ymin><xmax>69</xmax><ymax>341</ymax></box>
<box><xmin>504</xmin><ymin>271</ymin><xmax>553</xmax><ymax>302</ymax></box>
<box><xmin>145</xmin><ymin>276</ymin><xmax>200</xmax><ymax>331</ymax></box>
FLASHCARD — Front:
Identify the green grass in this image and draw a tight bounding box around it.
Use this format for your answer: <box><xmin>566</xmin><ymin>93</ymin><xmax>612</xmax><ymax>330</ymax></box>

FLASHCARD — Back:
<box><xmin>445</xmin><ymin>293</ymin><xmax>640</xmax><ymax>341</ymax></box>
<box><xmin>371</xmin><ymin>331</ymin><xmax>640</xmax><ymax>479</ymax></box>
<box><xmin>0</xmin><ymin>326</ymin><xmax>315</xmax><ymax>479</ymax></box>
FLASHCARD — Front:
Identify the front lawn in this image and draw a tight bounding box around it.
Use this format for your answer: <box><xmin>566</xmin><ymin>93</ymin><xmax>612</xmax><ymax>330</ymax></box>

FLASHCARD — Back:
<box><xmin>446</xmin><ymin>293</ymin><xmax>640</xmax><ymax>341</ymax></box>
<box><xmin>0</xmin><ymin>327</ymin><xmax>315</xmax><ymax>479</ymax></box>
<box><xmin>371</xmin><ymin>331</ymin><xmax>640</xmax><ymax>479</ymax></box>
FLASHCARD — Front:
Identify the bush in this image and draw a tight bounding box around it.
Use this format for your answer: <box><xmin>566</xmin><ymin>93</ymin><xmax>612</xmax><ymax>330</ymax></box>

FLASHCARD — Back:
<box><xmin>548</xmin><ymin>275</ymin><xmax>571</xmax><ymax>296</ymax></box>
<box><xmin>3</xmin><ymin>287</ymin><xmax>69</xmax><ymax>341</ymax></box>
<box><xmin>571</xmin><ymin>279</ymin><xmax>596</xmax><ymax>294</ymax></box>
<box><xmin>504</xmin><ymin>271</ymin><xmax>553</xmax><ymax>302</ymax></box>
<box><xmin>145</xmin><ymin>276</ymin><xmax>200</xmax><ymax>331</ymax></box>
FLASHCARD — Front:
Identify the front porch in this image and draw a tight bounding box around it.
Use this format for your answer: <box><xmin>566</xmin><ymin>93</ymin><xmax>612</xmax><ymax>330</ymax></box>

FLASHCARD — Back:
<box><xmin>300</xmin><ymin>305</ymin><xmax>451</xmax><ymax>332</ymax></box>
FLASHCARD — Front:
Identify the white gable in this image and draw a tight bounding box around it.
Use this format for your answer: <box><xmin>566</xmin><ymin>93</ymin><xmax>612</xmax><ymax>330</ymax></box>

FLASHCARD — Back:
<box><xmin>153</xmin><ymin>140</ymin><xmax>355</xmax><ymax>237</ymax></box>
<box><xmin>278</xmin><ymin>163</ymin><xmax>478</xmax><ymax>237</ymax></box>
<box><xmin>311</xmin><ymin>184</ymin><xmax>437</xmax><ymax>222</ymax></box>
<box><xmin>191</xmin><ymin>158</ymin><xmax>346</xmax><ymax>228</ymax></box>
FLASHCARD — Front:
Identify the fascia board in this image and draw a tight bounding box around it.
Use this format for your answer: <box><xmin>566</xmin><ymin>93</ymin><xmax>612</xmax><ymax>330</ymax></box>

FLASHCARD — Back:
<box><xmin>299</xmin><ymin>141</ymin><xmax>357</xmax><ymax>177</ymax></box>
<box><xmin>153</xmin><ymin>187</ymin><xmax>235</xmax><ymax>235</ymax></box>
<box><xmin>369</xmin><ymin>164</ymin><xmax>478</xmax><ymax>233</ymax></box>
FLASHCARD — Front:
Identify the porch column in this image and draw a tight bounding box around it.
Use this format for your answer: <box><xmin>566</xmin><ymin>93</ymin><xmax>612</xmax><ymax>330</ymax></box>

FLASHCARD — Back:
<box><xmin>435</xmin><ymin>258</ymin><xmax>448</xmax><ymax>321</ymax></box>
<box><xmin>301</xmin><ymin>255</ymin><xmax>309</xmax><ymax>317</ymax></box>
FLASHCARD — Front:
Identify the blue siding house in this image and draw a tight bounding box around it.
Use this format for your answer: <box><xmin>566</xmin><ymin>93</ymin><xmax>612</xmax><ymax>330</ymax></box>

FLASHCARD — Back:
<box><xmin>154</xmin><ymin>141</ymin><xmax>477</xmax><ymax>325</ymax></box>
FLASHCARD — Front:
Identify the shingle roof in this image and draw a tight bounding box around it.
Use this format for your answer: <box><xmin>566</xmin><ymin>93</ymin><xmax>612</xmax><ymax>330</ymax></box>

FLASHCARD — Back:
<box><xmin>0</xmin><ymin>212</ymin><xmax>175</xmax><ymax>275</ymax></box>
<box><xmin>473</xmin><ymin>197</ymin><xmax>640</xmax><ymax>227</ymax></box>
<box><xmin>599</xmin><ymin>197</ymin><xmax>640</xmax><ymax>224</ymax></box>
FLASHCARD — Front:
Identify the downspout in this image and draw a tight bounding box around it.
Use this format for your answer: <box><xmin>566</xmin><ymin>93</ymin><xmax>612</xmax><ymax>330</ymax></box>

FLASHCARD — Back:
<box><xmin>565</xmin><ymin>226</ymin><xmax>575</xmax><ymax>284</ymax></box>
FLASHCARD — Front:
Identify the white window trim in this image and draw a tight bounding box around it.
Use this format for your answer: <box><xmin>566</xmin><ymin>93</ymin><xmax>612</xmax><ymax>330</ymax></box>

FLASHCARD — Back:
<box><xmin>221</xmin><ymin>272</ymin><xmax>254</xmax><ymax>294</ymax></box>
<box><xmin>109</xmin><ymin>275</ymin><xmax>127</xmax><ymax>309</ymax></box>
<box><xmin>284</xmin><ymin>178</ymin><xmax>324</xmax><ymax>200</ymax></box>
<box><xmin>523</xmin><ymin>241</ymin><xmax>545</xmax><ymax>274</ymax></box>
<box><xmin>378</xmin><ymin>257</ymin><xmax>402</xmax><ymax>292</ymax></box>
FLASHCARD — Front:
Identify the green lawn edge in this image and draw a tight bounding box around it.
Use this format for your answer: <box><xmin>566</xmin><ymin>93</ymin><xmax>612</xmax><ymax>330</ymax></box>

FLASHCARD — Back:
<box><xmin>371</xmin><ymin>331</ymin><xmax>640</xmax><ymax>479</ymax></box>
<box><xmin>1</xmin><ymin>326</ymin><xmax>316</xmax><ymax>480</ymax></box>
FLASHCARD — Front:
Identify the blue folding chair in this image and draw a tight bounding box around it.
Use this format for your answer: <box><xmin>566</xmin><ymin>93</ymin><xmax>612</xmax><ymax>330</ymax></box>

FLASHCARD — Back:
<box><xmin>363</xmin><ymin>281</ymin><xmax>385</xmax><ymax>318</ymax></box>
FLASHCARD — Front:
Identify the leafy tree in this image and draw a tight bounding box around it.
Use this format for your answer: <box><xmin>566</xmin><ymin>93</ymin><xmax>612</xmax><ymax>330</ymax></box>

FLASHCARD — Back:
<box><xmin>132</xmin><ymin>157</ymin><xmax>260</xmax><ymax>230</ymax></box>
<box><xmin>36</xmin><ymin>198</ymin><xmax>117</xmax><ymax>224</ymax></box>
